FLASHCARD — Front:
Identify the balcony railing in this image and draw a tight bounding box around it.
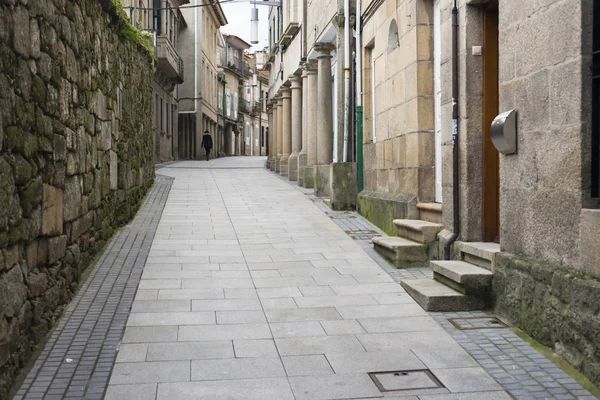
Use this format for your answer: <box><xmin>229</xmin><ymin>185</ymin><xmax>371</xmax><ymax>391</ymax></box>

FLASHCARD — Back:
<box><xmin>156</xmin><ymin>35</ymin><xmax>183</xmax><ymax>84</ymax></box>
<box><xmin>239</xmin><ymin>99</ymin><xmax>251</xmax><ymax>114</ymax></box>
<box><xmin>227</xmin><ymin>56</ymin><xmax>251</xmax><ymax>77</ymax></box>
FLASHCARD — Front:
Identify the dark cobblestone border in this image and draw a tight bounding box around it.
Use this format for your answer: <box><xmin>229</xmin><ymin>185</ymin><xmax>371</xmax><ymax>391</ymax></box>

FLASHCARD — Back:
<box><xmin>12</xmin><ymin>175</ymin><xmax>173</xmax><ymax>400</ymax></box>
<box><xmin>277</xmin><ymin>172</ymin><xmax>598</xmax><ymax>400</ymax></box>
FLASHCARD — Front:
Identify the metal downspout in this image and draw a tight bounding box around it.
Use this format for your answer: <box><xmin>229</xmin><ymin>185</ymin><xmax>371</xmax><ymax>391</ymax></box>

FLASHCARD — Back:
<box><xmin>444</xmin><ymin>0</ymin><xmax>460</xmax><ymax>260</ymax></box>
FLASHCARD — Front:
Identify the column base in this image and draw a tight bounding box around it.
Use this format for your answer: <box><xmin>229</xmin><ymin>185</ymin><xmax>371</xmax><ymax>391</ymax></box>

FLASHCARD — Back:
<box><xmin>315</xmin><ymin>164</ymin><xmax>331</xmax><ymax>197</ymax></box>
<box><xmin>297</xmin><ymin>152</ymin><xmax>308</xmax><ymax>186</ymax></box>
<box><xmin>303</xmin><ymin>166</ymin><xmax>315</xmax><ymax>188</ymax></box>
<box><xmin>280</xmin><ymin>162</ymin><xmax>289</xmax><ymax>177</ymax></box>
<box><xmin>275</xmin><ymin>156</ymin><xmax>281</xmax><ymax>172</ymax></box>
<box><xmin>288</xmin><ymin>153</ymin><xmax>299</xmax><ymax>181</ymax></box>
<box><xmin>330</xmin><ymin>162</ymin><xmax>357</xmax><ymax>211</ymax></box>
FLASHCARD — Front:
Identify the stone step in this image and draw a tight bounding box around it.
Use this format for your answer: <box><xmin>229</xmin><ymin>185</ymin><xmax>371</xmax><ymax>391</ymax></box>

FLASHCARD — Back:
<box><xmin>431</xmin><ymin>260</ymin><xmax>493</xmax><ymax>295</ymax></box>
<box><xmin>400</xmin><ymin>279</ymin><xmax>487</xmax><ymax>312</ymax></box>
<box><xmin>459</xmin><ymin>242</ymin><xmax>501</xmax><ymax>271</ymax></box>
<box><xmin>372</xmin><ymin>236</ymin><xmax>428</xmax><ymax>268</ymax></box>
<box><xmin>393</xmin><ymin>219</ymin><xmax>444</xmax><ymax>244</ymax></box>
<box><xmin>417</xmin><ymin>202</ymin><xmax>442</xmax><ymax>223</ymax></box>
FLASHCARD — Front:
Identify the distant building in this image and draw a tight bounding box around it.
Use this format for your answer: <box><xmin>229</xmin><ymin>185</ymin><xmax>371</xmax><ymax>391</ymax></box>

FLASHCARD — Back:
<box><xmin>122</xmin><ymin>0</ymin><xmax>187</xmax><ymax>162</ymax></box>
<box><xmin>178</xmin><ymin>0</ymin><xmax>227</xmax><ymax>159</ymax></box>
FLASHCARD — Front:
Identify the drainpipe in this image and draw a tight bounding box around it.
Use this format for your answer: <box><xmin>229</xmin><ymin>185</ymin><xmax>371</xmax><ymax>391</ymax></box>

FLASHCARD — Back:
<box><xmin>444</xmin><ymin>0</ymin><xmax>460</xmax><ymax>260</ymax></box>
<box><xmin>342</xmin><ymin>0</ymin><xmax>351</xmax><ymax>162</ymax></box>
<box><xmin>355</xmin><ymin>0</ymin><xmax>363</xmax><ymax>191</ymax></box>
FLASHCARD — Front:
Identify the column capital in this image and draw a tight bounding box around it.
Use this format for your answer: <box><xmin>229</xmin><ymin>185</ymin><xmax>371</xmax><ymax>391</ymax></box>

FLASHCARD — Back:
<box><xmin>314</xmin><ymin>42</ymin><xmax>335</xmax><ymax>57</ymax></box>
<box><xmin>280</xmin><ymin>85</ymin><xmax>291</xmax><ymax>98</ymax></box>
<box><xmin>302</xmin><ymin>60</ymin><xmax>317</xmax><ymax>77</ymax></box>
<box><xmin>289</xmin><ymin>75</ymin><xmax>302</xmax><ymax>89</ymax></box>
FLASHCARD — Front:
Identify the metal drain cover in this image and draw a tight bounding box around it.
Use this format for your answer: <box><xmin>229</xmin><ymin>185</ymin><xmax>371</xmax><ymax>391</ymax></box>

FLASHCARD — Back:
<box><xmin>369</xmin><ymin>370</ymin><xmax>444</xmax><ymax>392</ymax></box>
<box><xmin>448</xmin><ymin>316</ymin><xmax>507</xmax><ymax>330</ymax></box>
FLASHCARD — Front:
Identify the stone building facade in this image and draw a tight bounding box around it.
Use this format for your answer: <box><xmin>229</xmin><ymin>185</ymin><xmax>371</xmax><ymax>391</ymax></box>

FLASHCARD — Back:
<box><xmin>219</xmin><ymin>34</ymin><xmax>252</xmax><ymax>156</ymax></box>
<box><xmin>0</xmin><ymin>0</ymin><xmax>155</xmax><ymax>395</ymax></box>
<box><xmin>124</xmin><ymin>0</ymin><xmax>187</xmax><ymax>163</ymax></box>
<box><xmin>266</xmin><ymin>0</ymin><xmax>600</xmax><ymax>385</ymax></box>
<box><xmin>178</xmin><ymin>0</ymin><xmax>227</xmax><ymax>159</ymax></box>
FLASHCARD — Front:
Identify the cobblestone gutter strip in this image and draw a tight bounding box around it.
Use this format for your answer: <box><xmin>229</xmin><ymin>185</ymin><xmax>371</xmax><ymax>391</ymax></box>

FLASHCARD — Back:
<box><xmin>13</xmin><ymin>175</ymin><xmax>173</xmax><ymax>400</ymax></box>
<box><xmin>282</xmin><ymin>176</ymin><xmax>598</xmax><ymax>400</ymax></box>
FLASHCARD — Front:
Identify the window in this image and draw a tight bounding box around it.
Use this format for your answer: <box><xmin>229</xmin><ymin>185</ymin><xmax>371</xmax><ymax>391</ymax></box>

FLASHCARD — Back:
<box><xmin>166</xmin><ymin>101</ymin><xmax>169</xmax><ymax>133</ymax></box>
<box><xmin>153</xmin><ymin>0</ymin><xmax>161</xmax><ymax>34</ymax></box>
<box><xmin>171</xmin><ymin>104</ymin><xmax>175</xmax><ymax>135</ymax></box>
<box><xmin>593</xmin><ymin>1</ymin><xmax>600</xmax><ymax>197</ymax></box>
<box><xmin>261</xmin><ymin>126</ymin><xmax>265</xmax><ymax>147</ymax></box>
<box><xmin>160</xmin><ymin>97</ymin><xmax>163</xmax><ymax>132</ymax></box>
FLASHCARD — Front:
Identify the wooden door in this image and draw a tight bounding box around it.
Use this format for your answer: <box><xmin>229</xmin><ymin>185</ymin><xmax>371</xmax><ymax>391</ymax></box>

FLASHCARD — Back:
<box><xmin>482</xmin><ymin>3</ymin><xmax>500</xmax><ymax>242</ymax></box>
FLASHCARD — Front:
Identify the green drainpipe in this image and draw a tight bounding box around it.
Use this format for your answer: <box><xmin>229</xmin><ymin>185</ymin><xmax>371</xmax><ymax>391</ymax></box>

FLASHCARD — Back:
<box><xmin>356</xmin><ymin>105</ymin><xmax>363</xmax><ymax>193</ymax></box>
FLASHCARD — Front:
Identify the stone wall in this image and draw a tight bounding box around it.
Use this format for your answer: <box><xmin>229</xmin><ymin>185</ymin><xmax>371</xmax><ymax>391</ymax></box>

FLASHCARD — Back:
<box><xmin>494</xmin><ymin>253</ymin><xmax>600</xmax><ymax>386</ymax></box>
<box><xmin>0</xmin><ymin>0</ymin><xmax>155</xmax><ymax>396</ymax></box>
<box><xmin>360</xmin><ymin>0</ymin><xmax>434</xmax><ymax>201</ymax></box>
<box><xmin>498</xmin><ymin>0</ymin><xmax>594</xmax><ymax>268</ymax></box>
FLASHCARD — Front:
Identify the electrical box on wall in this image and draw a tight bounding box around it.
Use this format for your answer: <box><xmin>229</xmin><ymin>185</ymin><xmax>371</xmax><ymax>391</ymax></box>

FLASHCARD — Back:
<box><xmin>490</xmin><ymin>109</ymin><xmax>518</xmax><ymax>155</ymax></box>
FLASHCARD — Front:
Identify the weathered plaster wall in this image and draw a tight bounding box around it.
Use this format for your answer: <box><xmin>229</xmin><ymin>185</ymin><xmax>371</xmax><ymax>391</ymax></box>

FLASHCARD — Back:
<box><xmin>0</xmin><ymin>0</ymin><xmax>154</xmax><ymax>395</ymax></box>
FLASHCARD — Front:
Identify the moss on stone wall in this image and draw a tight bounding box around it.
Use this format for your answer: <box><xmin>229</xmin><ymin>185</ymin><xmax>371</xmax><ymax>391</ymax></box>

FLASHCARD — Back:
<box><xmin>0</xmin><ymin>0</ymin><xmax>155</xmax><ymax>396</ymax></box>
<box><xmin>494</xmin><ymin>253</ymin><xmax>600</xmax><ymax>387</ymax></box>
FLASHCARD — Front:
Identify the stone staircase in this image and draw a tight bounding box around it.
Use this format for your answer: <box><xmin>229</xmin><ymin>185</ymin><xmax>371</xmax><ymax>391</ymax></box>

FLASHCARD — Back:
<box><xmin>372</xmin><ymin>219</ymin><xmax>444</xmax><ymax>268</ymax></box>
<box><xmin>400</xmin><ymin>242</ymin><xmax>500</xmax><ymax>312</ymax></box>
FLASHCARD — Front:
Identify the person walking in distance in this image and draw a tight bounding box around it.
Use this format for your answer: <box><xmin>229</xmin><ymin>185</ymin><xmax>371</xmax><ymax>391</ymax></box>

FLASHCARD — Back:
<box><xmin>201</xmin><ymin>130</ymin><xmax>213</xmax><ymax>161</ymax></box>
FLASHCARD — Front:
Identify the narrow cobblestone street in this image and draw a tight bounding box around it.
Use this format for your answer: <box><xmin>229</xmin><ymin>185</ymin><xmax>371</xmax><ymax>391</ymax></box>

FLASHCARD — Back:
<box><xmin>14</xmin><ymin>157</ymin><xmax>597</xmax><ymax>399</ymax></box>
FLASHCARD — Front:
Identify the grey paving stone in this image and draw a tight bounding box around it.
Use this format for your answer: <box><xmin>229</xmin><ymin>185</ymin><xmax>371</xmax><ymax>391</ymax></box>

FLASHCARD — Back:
<box><xmin>216</xmin><ymin>311</ymin><xmax>267</xmax><ymax>324</ymax></box>
<box><xmin>260</xmin><ymin>297</ymin><xmax>299</xmax><ymax>309</ymax></box>
<box><xmin>233</xmin><ymin>339</ymin><xmax>279</xmax><ymax>358</ymax></box>
<box><xmin>146</xmin><ymin>341</ymin><xmax>234</xmax><ymax>361</ymax></box>
<box><xmin>288</xmin><ymin>373</ymin><xmax>382</xmax><ymax>400</ymax></box>
<box><xmin>191</xmin><ymin>298</ymin><xmax>262</xmax><ymax>311</ymax></box>
<box><xmin>131</xmin><ymin>300</ymin><xmax>192</xmax><ymax>313</ymax></box>
<box><xmin>298</xmin><ymin>286</ymin><xmax>336</xmax><ymax>296</ymax></box>
<box><xmin>275</xmin><ymin>335</ymin><xmax>366</xmax><ymax>356</ymax></box>
<box><xmin>265</xmin><ymin>308</ymin><xmax>343</xmax><ymax>323</ymax></box>
<box><xmin>156</xmin><ymin>378</ymin><xmax>295</xmax><ymax>400</ymax></box>
<box><xmin>294</xmin><ymin>295</ymin><xmax>378</xmax><ymax>308</ymax></box>
<box><xmin>104</xmin><ymin>383</ymin><xmax>157</xmax><ymax>400</ymax></box>
<box><xmin>282</xmin><ymin>355</ymin><xmax>334</xmax><ymax>376</ymax></box>
<box><xmin>257</xmin><ymin>287</ymin><xmax>303</xmax><ymax>298</ymax></box>
<box><xmin>178</xmin><ymin>324</ymin><xmax>273</xmax><ymax>341</ymax></box>
<box><xmin>116</xmin><ymin>344</ymin><xmax>148</xmax><ymax>363</ymax></box>
<box><xmin>109</xmin><ymin>361</ymin><xmax>190</xmax><ymax>384</ymax></box>
<box><xmin>270</xmin><ymin>321</ymin><xmax>328</xmax><ymax>338</ymax></box>
<box><xmin>157</xmin><ymin>289</ymin><xmax>224</xmax><ymax>300</ymax></box>
<box><xmin>325</xmin><ymin>349</ymin><xmax>425</xmax><ymax>373</ymax></box>
<box><xmin>320</xmin><ymin>320</ymin><xmax>366</xmax><ymax>335</ymax></box>
<box><xmin>122</xmin><ymin>326</ymin><xmax>179</xmax><ymax>343</ymax></box>
<box><xmin>127</xmin><ymin>312</ymin><xmax>215</xmax><ymax>326</ymax></box>
<box><xmin>191</xmin><ymin>358</ymin><xmax>285</xmax><ymax>380</ymax></box>
<box><xmin>417</xmin><ymin>392</ymin><xmax>513</xmax><ymax>400</ymax></box>
<box><xmin>433</xmin><ymin>367</ymin><xmax>504</xmax><ymax>393</ymax></box>
<box><xmin>358</xmin><ymin>316</ymin><xmax>443</xmax><ymax>333</ymax></box>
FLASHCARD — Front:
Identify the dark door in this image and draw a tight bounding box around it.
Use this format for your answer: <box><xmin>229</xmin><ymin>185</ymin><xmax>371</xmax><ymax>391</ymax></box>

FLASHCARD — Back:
<box><xmin>482</xmin><ymin>3</ymin><xmax>500</xmax><ymax>242</ymax></box>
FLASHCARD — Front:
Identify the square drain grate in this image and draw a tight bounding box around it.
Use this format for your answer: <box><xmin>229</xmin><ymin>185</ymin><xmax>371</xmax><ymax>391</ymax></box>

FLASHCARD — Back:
<box><xmin>368</xmin><ymin>369</ymin><xmax>444</xmax><ymax>392</ymax></box>
<box><xmin>448</xmin><ymin>316</ymin><xmax>507</xmax><ymax>330</ymax></box>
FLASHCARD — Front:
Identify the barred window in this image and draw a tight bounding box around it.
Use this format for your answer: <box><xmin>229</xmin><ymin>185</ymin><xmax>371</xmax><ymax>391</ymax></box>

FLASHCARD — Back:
<box><xmin>593</xmin><ymin>1</ymin><xmax>600</xmax><ymax>197</ymax></box>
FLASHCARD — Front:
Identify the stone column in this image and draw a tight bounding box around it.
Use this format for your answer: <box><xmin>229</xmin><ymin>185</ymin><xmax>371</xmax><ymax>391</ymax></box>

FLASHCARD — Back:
<box><xmin>315</xmin><ymin>43</ymin><xmax>335</xmax><ymax>165</ymax></box>
<box><xmin>269</xmin><ymin>100</ymin><xmax>277</xmax><ymax>170</ymax></box>
<box><xmin>304</xmin><ymin>61</ymin><xmax>318</xmax><ymax>188</ymax></box>
<box><xmin>276</xmin><ymin>94</ymin><xmax>284</xmax><ymax>172</ymax></box>
<box><xmin>288</xmin><ymin>75</ymin><xmax>302</xmax><ymax>181</ymax></box>
<box><xmin>279</xmin><ymin>86</ymin><xmax>292</xmax><ymax>177</ymax></box>
<box><xmin>272</xmin><ymin>96</ymin><xmax>280</xmax><ymax>171</ymax></box>
<box><xmin>314</xmin><ymin>42</ymin><xmax>335</xmax><ymax>197</ymax></box>
<box><xmin>266</xmin><ymin>104</ymin><xmax>273</xmax><ymax>169</ymax></box>
<box><xmin>298</xmin><ymin>65</ymin><xmax>310</xmax><ymax>186</ymax></box>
